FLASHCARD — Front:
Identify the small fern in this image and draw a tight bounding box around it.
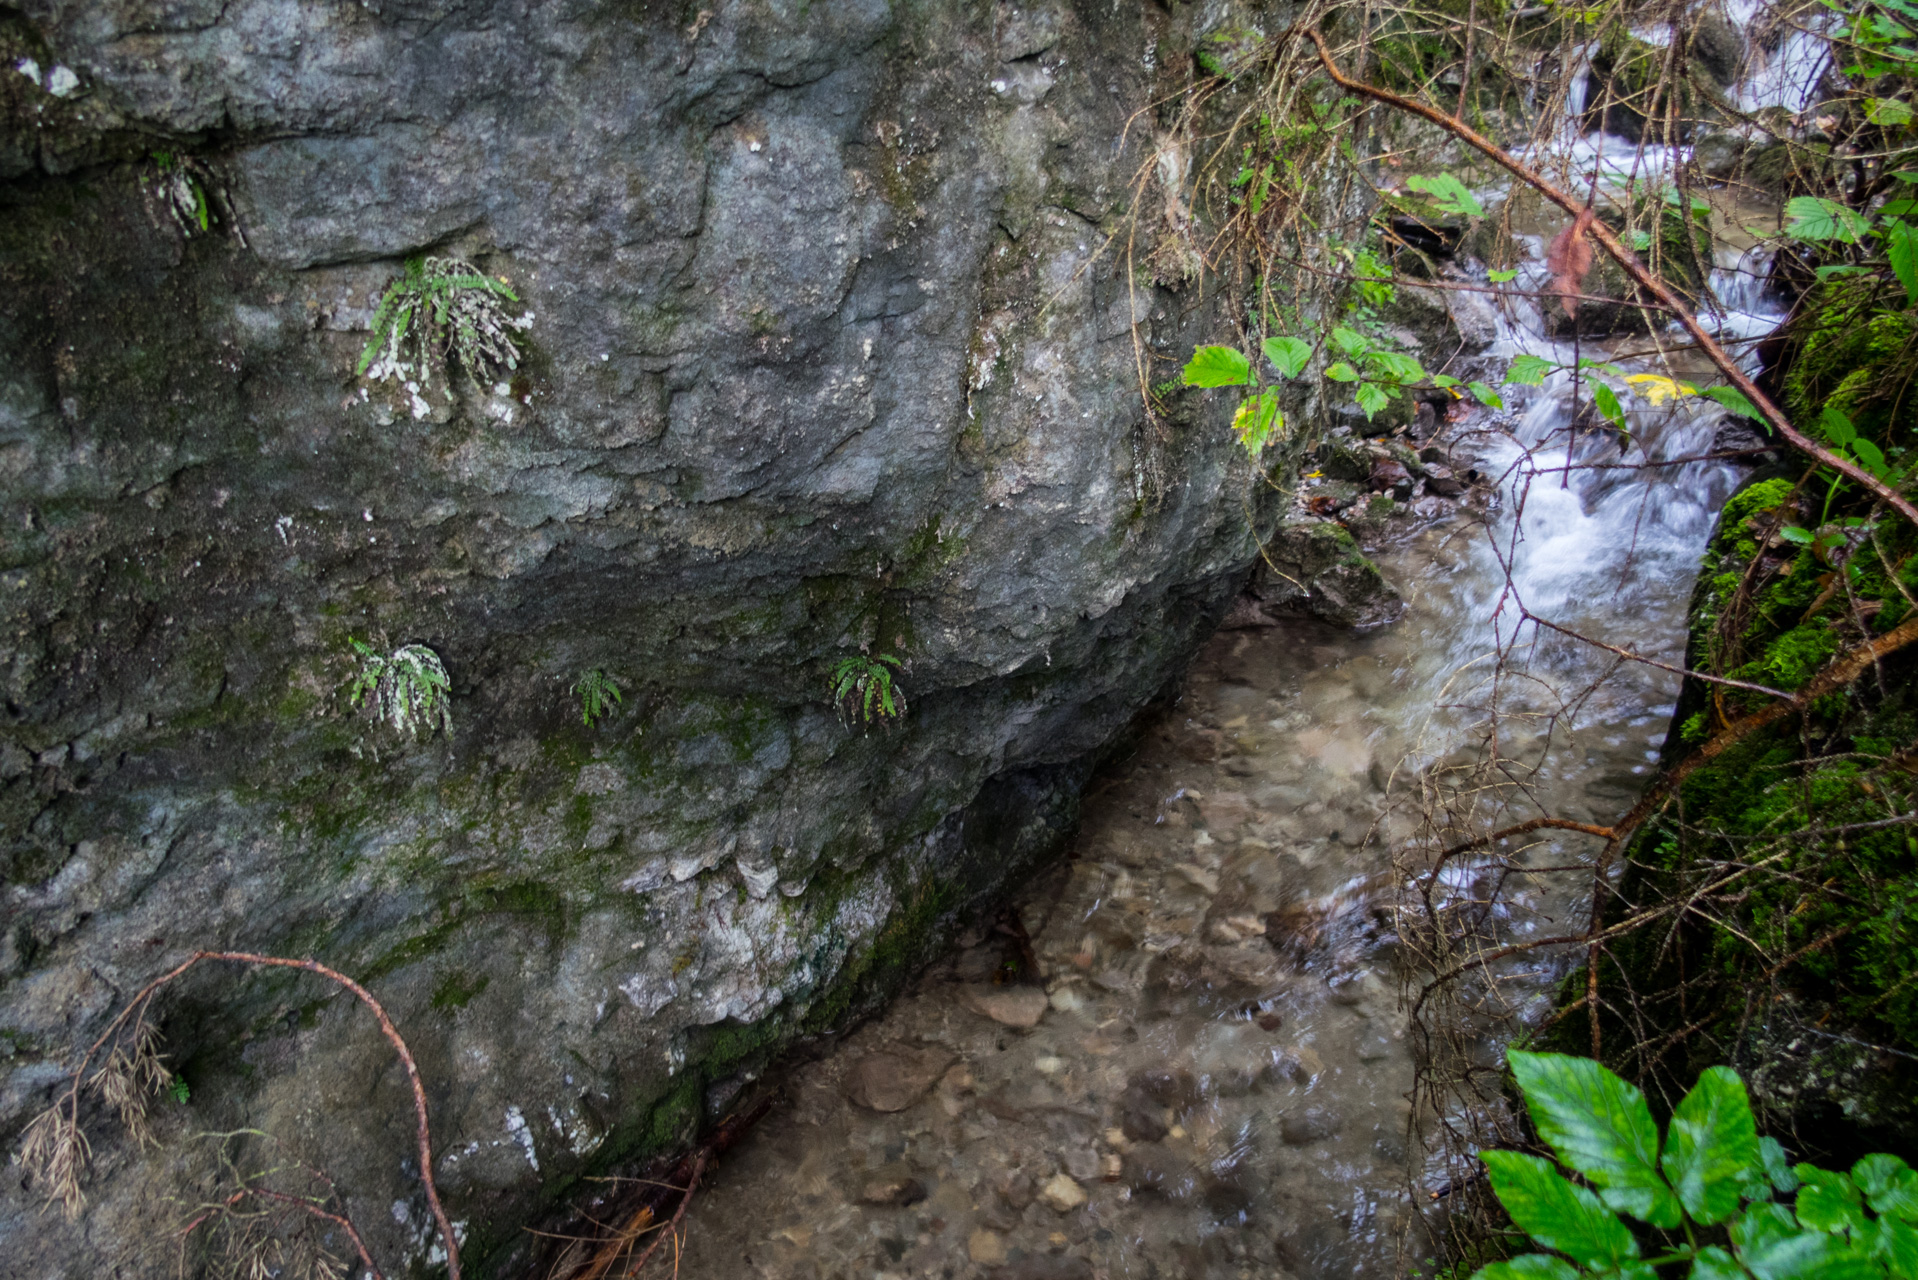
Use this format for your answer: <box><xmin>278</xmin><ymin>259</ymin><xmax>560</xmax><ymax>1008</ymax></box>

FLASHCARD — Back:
<box><xmin>571</xmin><ymin>669</ymin><xmax>624</xmax><ymax>727</ymax></box>
<box><xmin>357</xmin><ymin>256</ymin><xmax>532</xmax><ymax>409</ymax></box>
<box><xmin>347</xmin><ymin>640</ymin><xmax>452</xmax><ymax>740</ymax></box>
<box><xmin>831</xmin><ymin>654</ymin><xmax>906</xmax><ymax>726</ymax></box>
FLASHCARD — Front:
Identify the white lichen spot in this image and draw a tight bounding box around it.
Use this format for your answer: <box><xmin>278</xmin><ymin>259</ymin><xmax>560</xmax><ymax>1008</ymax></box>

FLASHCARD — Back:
<box><xmin>504</xmin><ymin>1106</ymin><xmax>539</xmax><ymax>1171</ymax></box>
<box><xmin>274</xmin><ymin>515</ymin><xmax>292</xmax><ymax>544</ymax></box>
<box><xmin>15</xmin><ymin>58</ymin><xmax>40</xmax><ymax>85</ymax></box>
<box><xmin>46</xmin><ymin>65</ymin><xmax>78</xmax><ymax>97</ymax></box>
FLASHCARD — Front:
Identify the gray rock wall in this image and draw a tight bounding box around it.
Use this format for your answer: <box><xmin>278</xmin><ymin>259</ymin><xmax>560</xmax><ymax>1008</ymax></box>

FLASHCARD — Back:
<box><xmin>0</xmin><ymin>2</ymin><xmax>1275</xmax><ymax>1273</ymax></box>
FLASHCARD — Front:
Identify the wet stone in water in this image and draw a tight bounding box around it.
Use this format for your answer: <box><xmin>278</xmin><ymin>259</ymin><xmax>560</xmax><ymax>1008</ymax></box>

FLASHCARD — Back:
<box><xmin>960</xmin><ymin>984</ymin><xmax>1050</xmax><ymax>1027</ymax></box>
<box><xmin>846</xmin><ymin>1044</ymin><xmax>957</xmax><ymax>1112</ymax></box>
<box><xmin>858</xmin><ymin>1164</ymin><xmax>928</xmax><ymax>1206</ymax></box>
<box><xmin>1280</xmin><ymin>1106</ymin><xmax>1344</xmax><ymax>1145</ymax></box>
<box><xmin>1038</xmin><ymin>1172</ymin><xmax>1088</xmax><ymax>1212</ymax></box>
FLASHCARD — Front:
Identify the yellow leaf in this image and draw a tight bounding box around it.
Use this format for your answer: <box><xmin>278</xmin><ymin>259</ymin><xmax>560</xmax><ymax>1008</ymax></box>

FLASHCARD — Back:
<box><xmin>1624</xmin><ymin>373</ymin><xmax>1697</xmax><ymax>406</ymax></box>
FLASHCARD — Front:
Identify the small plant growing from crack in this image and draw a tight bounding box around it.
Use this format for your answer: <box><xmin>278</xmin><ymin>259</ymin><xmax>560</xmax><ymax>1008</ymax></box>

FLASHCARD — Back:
<box><xmin>142</xmin><ymin>151</ymin><xmax>246</xmax><ymax>246</ymax></box>
<box><xmin>830</xmin><ymin>653</ymin><xmax>906</xmax><ymax>726</ymax></box>
<box><xmin>357</xmin><ymin>255</ymin><xmax>532</xmax><ymax>418</ymax></box>
<box><xmin>347</xmin><ymin>640</ymin><xmax>452</xmax><ymax>740</ymax></box>
<box><xmin>572</xmin><ymin>668</ymin><xmax>624</xmax><ymax>728</ymax></box>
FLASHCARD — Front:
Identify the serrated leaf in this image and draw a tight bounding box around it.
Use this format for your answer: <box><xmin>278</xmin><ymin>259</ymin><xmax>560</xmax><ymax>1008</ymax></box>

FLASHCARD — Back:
<box><xmin>1231</xmin><ymin>388</ymin><xmax>1283</xmax><ymax>455</ymax></box>
<box><xmin>1856</xmin><ymin>1155</ymin><xmax>1918</xmax><ymax>1221</ymax></box>
<box><xmin>1354</xmin><ymin>382</ymin><xmax>1390</xmax><ymax>418</ymax></box>
<box><xmin>1780</xmin><ymin>525</ymin><xmax>1816</xmax><ymax>544</ymax></box>
<box><xmin>1263</xmin><ymin>335</ymin><xmax>1312</xmax><ymax>379</ymax></box>
<box><xmin>1469</xmin><ymin>381</ymin><xmax>1504</xmax><ymax>408</ymax></box>
<box><xmin>1875</xmin><ymin>1216</ymin><xmax>1918</xmax><ymax>1274</ymax></box>
<box><xmin>1762</xmin><ymin>1138</ymin><xmax>1800</xmax><ymax>1194</ymax></box>
<box><xmin>1624</xmin><ymin>373</ymin><xmax>1697</xmax><ymax>406</ymax></box>
<box><xmin>1182</xmin><ymin>345</ymin><xmax>1252</xmax><ymax>388</ymax></box>
<box><xmin>1730</xmin><ymin>1202</ymin><xmax>1873</xmax><ymax>1280</ymax></box>
<box><xmin>1489</xmin><ymin>268</ymin><xmax>1520</xmax><ymax>282</ymax></box>
<box><xmin>1850</xmin><ymin>437</ymin><xmax>1890</xmax><ymax>479</ymax></box>
<box><xmin>1367</xmin><ymin>349</ymin><xmax>1425</xmax><ymax>382</ymax></box>
<box><xmin>1692</xmin><ymin>1245</ymin><xmax>1746</xmax><ymax>1280</ymax></box>
<box><xmin>1888</xmin><ymin>219</ymin><xmax>1918</xmax><ymax>307</ymax></box>
<box><xmin>1482</xmin><ymin>1150</ymin><xmax>1642</xmax><ymax>1269</ymax></box>
<box><xmin>1407</xmin><ymin>172</ymin><xmax>1486</xmax><ymax>217</ymax></box>
<box><xmin>1785</xmin><ymin>196</ymin><xmax>1874</xmax><ymax>244</ymax></box>
<box><xmin>1797</xmin><ymin>1166</ymin><xmax>1869</xmax><ymax>1238</ymax></box>
<box><xmin>1593</xmin><ymin>382</ymin><xmax>1628</xmax><ymax>430</ymax></box>
<box><xmin>1869</xmin><ymin>96</ymin><xmax>1916</xmax><ymax>125</ymax></box>
<box><xmin>1703</xmin><ymin>385</ymin><xmax>1765</xmax><ymax>423</ymax></box>
<box><xmin>1331</xmin><ymin>326</ymin><xmax>1369</xmax><ymax>357</ymax></box>
<box><xmin>1468</xmin><ymin>1257</ymin><xmax>1582</xmax><ymax>1280</ymax></box>
<box><xmin>1506</xmin><ymin>354</ymin><xmax>1554</xmax><ymax>386</ymax></box>
<box><xmin>1509</xmin><ymin>1051</ymin><xmax>1680</xmax><ymax>1228</ymax></box>
<box><xmin>1663</xmin><ymin>1067</ymin><xmax>1762</xmax><ymax>1225</ymax></box>
<box><xmin>1325</xmin><ymin>361</ymin><xmax>1360</xmax><ymax>382</ymax></box>
<box><xmin>1432</xmin><ymin>373</ymin><xmax>1462</xmax><ymax>387</ymax></box>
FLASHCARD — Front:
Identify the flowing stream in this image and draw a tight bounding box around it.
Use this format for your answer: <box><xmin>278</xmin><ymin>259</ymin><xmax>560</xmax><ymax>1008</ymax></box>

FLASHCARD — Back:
<box><xmin>666</xmin><ymin>239</ymin><xmax>1781</xmax><ymax>1280</ymax></box>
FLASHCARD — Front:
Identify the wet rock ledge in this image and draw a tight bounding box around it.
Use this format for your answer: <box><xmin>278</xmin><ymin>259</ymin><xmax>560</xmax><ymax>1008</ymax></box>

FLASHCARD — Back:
<box><xmin>0</xmin><ymin>2</ymin><xmax>1296</xmax><ymax>1275</ymax></box>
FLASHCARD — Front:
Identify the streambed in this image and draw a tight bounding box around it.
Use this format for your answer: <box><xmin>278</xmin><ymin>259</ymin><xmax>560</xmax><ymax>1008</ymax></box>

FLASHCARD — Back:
<box><xmin>668</xmin><ymin>328</ymin><xmax>1754</xmax><ymax>1280</ymax></box>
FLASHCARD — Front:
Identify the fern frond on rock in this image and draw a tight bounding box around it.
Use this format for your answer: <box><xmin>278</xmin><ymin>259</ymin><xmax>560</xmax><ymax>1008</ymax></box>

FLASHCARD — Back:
<box><xmin>571</xmin><ymin>668</ymin><xmax>624</xmax><ymax>727</ymax></box>
<box><xmin>830</xmin><ymin>654</ymin><xmax>906</xmax><ymax>726</ymax></box>
<box><xmin>357</xmin><ymin>256</ymin><xmax>533</xmax><ymax>416</ymax></box>
<box><xmin>347</xmin><ymin>640</ymin><xmax>452</xmax><ymax>740</ymax></box>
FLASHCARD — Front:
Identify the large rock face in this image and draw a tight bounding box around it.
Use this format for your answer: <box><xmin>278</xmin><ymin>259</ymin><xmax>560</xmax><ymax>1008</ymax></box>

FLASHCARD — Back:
<box><xmin>0</xmin><ymin>2</ymin><xmax>1272</xmax><ymax>1273</ymax></box>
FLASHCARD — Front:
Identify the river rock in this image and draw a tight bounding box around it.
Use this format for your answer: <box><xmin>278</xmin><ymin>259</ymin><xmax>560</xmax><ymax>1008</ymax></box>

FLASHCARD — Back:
<box><xmin>961</xmin><ymin>985</ymin><xmax>1050</xmax><ymax>1028</ymax></box>
<box><xmin>1038</xmin><ymin>1172</ymin><xmax>1088</xmax><ymax>1212</ymax></box>
<box><xmin>969</xmin><ymin>1228</ymin><xmax>1009</xmax><ymax>1265</ymax></box>
<box><xmin>858</xmin><ymin>1165</ymin><xmax>929</xmax><ymax>1207</ymax></box>
<box><xmin>846</xmin><ymin>1045</ymin><xmax>958</xmax><ymax>1113</ymax></box>
<box><xmin>1280</xmin><ymin>1106</ymin><xmax>1345</xmax><ymax>1145</ymax></box>
<box><xmin>1122</xmin><ymin>1142</ymin><xmax>1199</xmax><ymax>1201</ymax></box>
<box><xmin>990</xmin><ymin>1256</ymin><xmax>1095</xmax><ymax>1280</ymax></box>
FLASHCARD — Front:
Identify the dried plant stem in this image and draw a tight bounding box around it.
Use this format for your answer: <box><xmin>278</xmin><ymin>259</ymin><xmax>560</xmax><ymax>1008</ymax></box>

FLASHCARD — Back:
<box><xmin>40</xmin><ymin>950</ymin><xmax>458</xmax><ymax>1280</ymax></box>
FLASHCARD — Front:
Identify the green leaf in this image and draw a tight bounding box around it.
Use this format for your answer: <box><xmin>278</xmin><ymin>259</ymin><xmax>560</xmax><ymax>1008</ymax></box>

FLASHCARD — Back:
<box><xmin>1662</xmin><ymin>1067</ymin><xmax>1762</xmax><ymax>1226</ymax></box>
<box><xmin>1324</xmin><ymin>361</ymin><xmax>1360</xmax><ymax>382</ymax></box>
<box><xmin>1431</xmin><ymin>373</ymin><xmax>1463</xmax><ymax>388</ymax></box>
<box><xmin>1868</xmin><ymin>96</ymin><xmax>1916</xmax><ymax>125</ymax></box>
<box><xmin>1815</xmin><ymin>264</ymin><xmax>1873</xmax><ymax>281</ymax></box>
<box><xmin>1780</xmin><ymin>525</ymin><xmax>1817</xmax><ymax>545</ymax></box>
<box><xmin>1407</xmin><ymin>172</ymin><xmax>1486</xmax><ymax>217</ymax></box>
<box><xmin>1469</xmin><ymin>381</ymin><xmax>1504</xmax><ymax>409</ymax></box>
<box><xmin>1731</xmin><ymin>1202</ymin><xmax>1869</xmax><ymax>1280</ymax></box>
<box><xmin>1469</xmin><ymin>1257</ymin><xmax>1582</xmax><ymax>1280</ymax></box>
<box><xmin>1231</xmin><ymin>388</ymin><xmax>1283</xmax><ymax>455</ymax></box>
<box><xmin>1850</xmin><ymin>437</ymin><xmax>1890</xmax><ymax>479</ymax></box>
<box><xmin>1856</xmin><ymin>1155</ymin><xmax>1918</xmax><ymax>1220</ymax></box>
<box><xmin>1483</xmin><ymin>1151</ymin><xmax>1641</xmax><ymax>1269</ymax></box>
<box><xmin>1506</xmin><ymin>354</ymin><xmax>1554</xmax><ymax>386</ymax></box>
<box><xmin>1891</xmin><ymin>170</ymin><xmax>1918</xmax><ymax>183</ymax></box>
<box><xmin>1630</xmin><ymin>229</ymin><xmax>1654</xmax><ymax>251</ymax></box>
<box><xmin>1785</xmin><ymin>196</ymin><xmax>1874</xmax><ymax>244</ymax></box>
<box><xmin>1182</xmin><ymin>345</ymin><xmax>1252</xmax><ymax>388</ymax></box>
<box><xmin>1488</xmin><ymin>268</ymin><xmax>1520</xmax><ymax>282</ymax></box>
<box><xmin>1820</xmin><ymin>406</ymin><xmax>1859</xmax><ymax>445</ymax></box>
<box><xmin>1702</xmin><ymin>385</ymin><xmax>1765</xmax><ymax>422</ymax></box>
<box><xmin>1330</xmin><ymin>326</ymin><xmax>1369</xmax><ymax>357</ymax></box>
<box><xmin>1874</xmin><ymin>1216</ymin><xmax>1918</xmax><ymax>1276</ymax></box>
<box><xmin>1888</xmin><ymin>219</ymin><xmax>1918</xmax><ymax>307</ymax></box>
<box><xmin>1354</xmin><ymin>382</ymin><xmax>1390</xmax><ymax>418</ymax></box>
<box><xmin>1797</xmin><ymin>1166</ymin><xmax>1870</xmax><ymax>1237</ymax></box>
<box><xmin>1509</xmin><ymin>1051</ymin><xmax>1680</xmax><ymax>1229</ymax></box>
<box><xmin>1366</xmin><ymin>349</ymin><xmax>1425</xmax><ymax>382</ymax></box>
<box><xmin>1762</xmin><ymin>1138</ymin><xmax>1799</xmax><ymax>1194</ymax></box>
<box><xmin>1690</xmin><ymin>1245</ymin><xmax>1745</xmax><ymax>1280</ymax></box>
<box><xmin>1263</xmin><ymin>335</ymin><xmax>1312</xmax><ymax>379</ymax></box>
<box><xmin>1592</xmin><ymin>382</ymin><xmax>1627</xmax><ymax>430</ymax></box>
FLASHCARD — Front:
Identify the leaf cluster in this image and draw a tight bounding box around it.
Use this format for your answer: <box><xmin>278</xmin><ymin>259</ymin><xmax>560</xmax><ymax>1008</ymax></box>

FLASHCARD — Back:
<box><xmin>1478</xmin><ymin>1051</ymin><xmax>1918</xmax><ymax>1280</ymax></box>
<box><xmin>830</xmin><ymin>654</ymin><xmax>905</xmax><ymax>726</ymax></box>
<box><xmin>356</xmin><ymin>255</ymin><xmax>532</xmax><ymax>402</ymax></box>
<box><xmin>346</xmin><ymin>640</ymin><xmax>452</xmax><ymax>740</ymax></box>
<box><xmin>571</xmin><ymin>668</ymin><xmax>624</xmax><ymax>728</ymax></box>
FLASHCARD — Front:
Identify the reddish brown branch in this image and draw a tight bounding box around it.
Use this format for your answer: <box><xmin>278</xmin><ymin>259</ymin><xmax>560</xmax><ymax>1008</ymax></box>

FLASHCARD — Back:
<box><xmin>59</xmin><ymin>951</ymin><xmax>457</xmax><ymax>1280</ymax></box>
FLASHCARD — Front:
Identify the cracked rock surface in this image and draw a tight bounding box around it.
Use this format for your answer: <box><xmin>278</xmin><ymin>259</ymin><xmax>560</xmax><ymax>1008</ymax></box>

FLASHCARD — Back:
<box><xmin>0</xmin><ymin>1</ymin><xmax>1280</xmax><ymax>1273</ymax></box>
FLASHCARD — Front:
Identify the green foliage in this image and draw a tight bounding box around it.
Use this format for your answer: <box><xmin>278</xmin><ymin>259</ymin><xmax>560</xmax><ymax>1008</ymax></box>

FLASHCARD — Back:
<box><xmin>571</xmin><ymin>669</ymin><xmax>624</xmax><ymax>728</ymax></box>
<box><xmin>830</xmin><ymin>653</ymin><xmax>906</xmax><ymax>726</ymax></box>
<box><xmin>357</xmin><ymin>255</ymin><xmax>532</xmax><ymax>402</ymax></box>
<box><xmin>1406</xmin><ymin>172</ymin><xmax>1486</xmax><ymax>218</ymax></box>
<box><xmin>346</xmin><ymin>640</ymin><xmax>452</xmax><ymax>740</ymax></box>
<box><xmin>1479</xmin><ymin>1051</ymin><xmax>1918</xmax><ymax>1280</ymax></box>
